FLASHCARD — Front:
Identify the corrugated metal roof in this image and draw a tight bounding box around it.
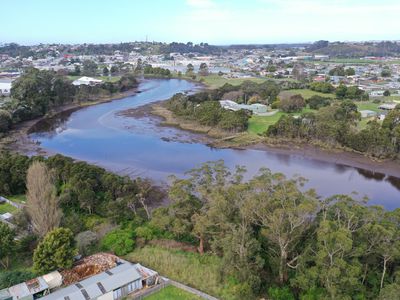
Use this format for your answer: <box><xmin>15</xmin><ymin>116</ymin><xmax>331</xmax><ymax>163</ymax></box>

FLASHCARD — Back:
<box><xmin>42</xmin><ymin>261</ymin><xmax>141</xmax><ymax>300</ymax></box>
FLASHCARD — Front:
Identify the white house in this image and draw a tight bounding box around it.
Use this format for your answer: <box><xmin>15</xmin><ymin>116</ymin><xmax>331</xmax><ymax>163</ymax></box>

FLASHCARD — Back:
<box><xmin>72</xmin><ymin>76</ymin><xmax>103</xmax><ymax>86</ymax></box>
<box><xmin>0</xmin><ymin>82</ymin><xmax>12</xmax><ymax>96</ymax></box>
<box><xmin>219</xmin><ymin>100</ymin><xmax>268</xmax><ymax>115</ymax></box>
<box><xmin>378</xmin><ymin>103</ymin><xmax>397</xmax><ymax>110</ymax></box>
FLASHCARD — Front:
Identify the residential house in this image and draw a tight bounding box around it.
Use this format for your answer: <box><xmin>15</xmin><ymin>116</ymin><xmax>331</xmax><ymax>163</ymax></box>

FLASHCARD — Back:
<box><xmin>72</xmin><ymin>76</ymin><xmax>103</xmax><ymax>86</ymax></box>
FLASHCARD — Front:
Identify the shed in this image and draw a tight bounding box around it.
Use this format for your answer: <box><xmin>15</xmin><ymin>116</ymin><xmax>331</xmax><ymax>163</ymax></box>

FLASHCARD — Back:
<box><xmin>42</xmin><ymin>260</ymin><xmax>142</xmax><ymax>300</ymax></box>
<box><xmin>378</xmin><ymin>103</ymin><xmax>397</xmax><ymax>110</ymax></box>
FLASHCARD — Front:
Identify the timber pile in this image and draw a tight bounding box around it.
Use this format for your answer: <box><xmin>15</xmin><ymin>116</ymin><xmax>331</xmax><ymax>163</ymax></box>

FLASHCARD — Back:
<box><xmin>61</xmin><ymin>253</ymin><xmax>118</xmax><ymax>285</ymax></box>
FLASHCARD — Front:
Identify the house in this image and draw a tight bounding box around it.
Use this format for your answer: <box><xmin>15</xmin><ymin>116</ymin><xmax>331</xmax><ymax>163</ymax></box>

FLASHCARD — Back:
<box><xmin>0</xmin><ymin>254</ymin><xmax>159</xmax><ymax>300</ymax></box>
<box><xmin>360</xmin><ymin>110</ymin><xmax>377</xmax><ymax>118</ymax></box>
<box><xmin>219</xmin><ymin>100</ymin><xmax>268</xmax><ymax>115</ymax></box>
<box><xmin>378</xmin><ymin>103</ymin><xmax>397</xmax><ymax>110</ymax></box>
<box><xmin>0</xmin><ymin>82</ymin><xmax>11</xmax><ymax>96</ymax></box>
<box><xmin>369</xmin><ymin>90</ymin><xmax>385</xmax><ymax>97</ymax></box>
<box><xmin>0</xmin><ymin>271</ymin><xmax>62</xmax><ymax>300</ymax></box>
<box><xmin>72</xmin><ymin>76</ymin><xmax>103</xmax><ymax>86</ymax></box>
<box><xmin>41</xmin><ymin>260</ymin><xmax>143</xmax><ymax>300</ymax></box>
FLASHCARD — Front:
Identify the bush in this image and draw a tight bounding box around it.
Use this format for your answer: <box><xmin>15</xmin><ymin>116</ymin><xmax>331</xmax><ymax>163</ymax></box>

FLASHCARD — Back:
<box><xmin>75</xmin><ymin>231</ymin><xmax>98</xmax><ymax>255</ymax></box>
<box><xmin>309</xmin><ymin>82</ymin><xmax>334</xmax><ymax>93</ymax></box>
<box><xmin>268</xmin><ymin>286</ymin><xmax>295</xmax><ymax>300</ymax></box>
<box><xmin>0</xmin><ymin>270</ymin><xmax>35</xmax><ymax>289</ymax></box>
<box><xmin>33</xmin><ymin>227</ymin><xmax>77</xmax><ymax>274</ymax></box>
<box><xmin>279</xmin><ymin>94</ymin><xmax>305</xmax><ymax>112</ymax></box>
<box><xmin>101</xmin><ymin>229</ymin><xmax>135</xmax><ymax>256</ymax></box>
<box><xmin>271</xmin><ymin>100</ymin><xmax>281</xmax><ymax>109</ymax></box>
<box><xmin>308</xmin><ymin>95</ymin><xmax>331</xmax><ymax>110</ymax></box>
<box><xmin>135</xmin><ymin>226</ymin><xmax>156</xmax><ymax>242</ymax></box>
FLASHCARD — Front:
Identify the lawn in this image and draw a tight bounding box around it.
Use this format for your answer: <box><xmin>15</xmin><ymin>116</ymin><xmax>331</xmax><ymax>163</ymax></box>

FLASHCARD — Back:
<box><xmin>0</xmin><ymin>203</ymin><xmax>17</xmax><ymax>214</ymax></box>
<box><xmin>198</xmin><ymin>74</ymin><xmax>267</xmax><ymax>89</ymax></box>
<box><xmin>145</xmin><ymin>285</ymin><xmax>201</xmax><ymax>300</ymax></box>
<box><xmin>326</xmin><ymin>58</ymin><xmax>378</xmax><ymax>64</ymax></box>
<box><xmin>356</xmin><ymin>101</ymin><xmax>380</xmax><ymax>112</ymax></box>
<box><xmin>125</xmin><ymin>246</ymin><xmax>230</xmax><ymax>299</ymax></box>
<box><xmin>8</xmin><ymin>194</ymin><xmax>26</xmax><ymax>204</ymax></box>
<box><xmin>280</xmin><ymin>89</ymin><xmax>335</xmax><ymax>99</ymax></box>
<box><xmin>247</xmin><ymin>107</ymin><xmax>317</xmax><ymax>135</ymax></box>
<box><xmin>248</xmin><ymin>112</ymin><xmax>284</xmax><ymax>134</ymax></box>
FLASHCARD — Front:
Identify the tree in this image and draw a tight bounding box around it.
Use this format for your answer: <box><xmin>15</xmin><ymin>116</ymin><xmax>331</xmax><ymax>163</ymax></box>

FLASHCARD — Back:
<box><xmin>383</xmin><ymin>90</ymin><xmax>391</xmax><ymax>97</ymax></box>
<box><xmin>245</xmin><ymin>170</ymin><xmax>319</xmax><ymax>284</ymax></box>
<box><xmin>11</xmin><ymin>68</ymin><xmax>54</xmax><ymax>117</ymax></box>
<box><xmin>0</xmin><ymin>270</ymin><xmax>34</xmax><ymax>289</ymax></box>
<box><xmin>103</xmin><ymin>66</ymin><xmax>109</xmax><ymax>76</ymax></box>
<box><xmin>186</xmin><ymin>63</ymin><xmax>195</xmax><ymax>75</ymax></box>
<box><xmin>381</xmin><ymin>69</ymin><xmax>391</xmax><ymax>77</ymax></box>
<box><xmin>110</xmin><ymin>65</ymin><xmax>119</xmax><ymax>75</ymax></box>
<box><xmin>280</xmin><ymin>94</ymin><xmax>306</xmax><ymax>112</ymax></box>
<box><xmin>335</xmin><ymin>84</ymin><xmax>348</xmax><ymax>99</ymax></box>
<box><xmin>345</xmin><ymin>68</ymin><xmax>356</xmax><ymax>76</ymax></box>
<box><xmin>0</xmin><ymin>110</ymin><xmax>12</xmax><ymax>133</ymax></box>
<box><xmin>307</xmin><ymin>95</ymin><xmax>331</xmax><ymax>110</ymax></box>
<box><xmin>33</xmin><ymin>228</ymin><xmax>77</xmax><ymax>274</ymax></box>
<box><xmin>26</xmin><ymin>161</ymin><xmax>62</xmax><ymax>237</ymax></box>
<box><xmin>82</xmin><ymin>60</ymin><xmax>98</xmax><ymax>76</ymax></box>
<box><xmin>0</xmin><ymin>223</ymin><xmax>15</xmax><ymax>269</ymax></box>
<box><xmin>75</xmin><ymin>231</ymin><xmax>98</xmax><ymax>256</ymax></box>
<box><xmin>101</xmin><ymin>229</ymin><xmax>134</xmax><ymax>256</ymax></box>
<box><xmin>329</xmin><ymin>66</ymin><xmax>346</xmax><ymax>76</ymax></box>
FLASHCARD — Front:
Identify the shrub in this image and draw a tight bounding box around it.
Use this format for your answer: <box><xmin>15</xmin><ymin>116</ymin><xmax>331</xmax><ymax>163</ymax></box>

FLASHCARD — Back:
<box><xmin>0</xmin><ymin>270</ymin><xmax>35</xmax><ymax>289</ymax></box>
<box><xmin>101</xmin><ymin>229</ymin><xmax>134</xmax><ymax>256</ymax></box>
<box><xmin>308</xmin><ymin>95</ymin><xmax>331</xmax><ymax>110</ymax></box>
<box><xmin>268</xmin><ymin>286</ymin><xmax>295</xmax><ymax>300</ymax></box>
<box><xmin>75</xmin><ymin>231</ymin><xmax>98</xmax><ymax>255</ymax></box>
<box><xmin>33</xmin><ymin>227</ymin><xmax>77</xmax><ymax>274</ymax></box>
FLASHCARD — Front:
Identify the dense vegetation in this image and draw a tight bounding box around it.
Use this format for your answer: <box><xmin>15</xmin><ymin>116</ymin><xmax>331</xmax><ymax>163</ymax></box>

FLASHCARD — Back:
<box><xmin>308</xmin><ymin>40</ymin><xmax>400</xmax><ymax>57</ymax></box>
<box><xmin>268</xmin><ymin>102</ymin><xmax>400</xmax><ymax>159</ymax></box>
<box><xmin>143</xmin><ymin>65</ymin><xmax>172</xmax><ymax>77</ymax></box>
<box><xmin>1</xmin><ymin>152</ymin><xmax>400</xmax><ymax>299</ymax></box>
<box><xmin>138</xmin><ymin>161</ymin><xmax>400</xmax><ymax>299</ymax></box>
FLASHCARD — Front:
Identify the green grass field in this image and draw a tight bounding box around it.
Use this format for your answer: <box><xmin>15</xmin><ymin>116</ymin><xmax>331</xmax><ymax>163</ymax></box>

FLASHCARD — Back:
<box><xmin>198</xmin><ymin>74</ymin><xmax>267</xmax><ymax>89</ymax></box>
<box><xmin>355</xmin><ymin>101</ymin><xmax>381</xmax><ymax>112</ymax></box>
<box><xmin>248</xmin><ymin>112</ymin><xmax>284</xmax><ymax>134</ymax></box>
<box><xmin>280</xmin><ymin>89</ymin><xmax>335</xmax><ymax>99</ymax></box>
<box><xmin>145</xmin><ymin>285</ymin><xmax>201</xmax><ymax>300</ymax></box>
<box><xmin>125</xmin><ymin>246</ymin><xmax>229</xmax><ymax>299</ymax></box>
<box><xmin>247</xmin><ymin>107</ymin><xmax>317</xmax><ymax>135</ymax></box>
<box><xmin>0</xmin><ymin>203</ymin><xmax>17</xmax><ymax>214</ymax></box>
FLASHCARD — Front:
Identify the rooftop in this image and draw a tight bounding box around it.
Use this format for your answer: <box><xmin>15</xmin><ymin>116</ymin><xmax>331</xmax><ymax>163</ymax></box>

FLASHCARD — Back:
<box><xmin>42</xmin><ymin>260</ymin><xmax>141</xmax><ymax>300</ymax></box>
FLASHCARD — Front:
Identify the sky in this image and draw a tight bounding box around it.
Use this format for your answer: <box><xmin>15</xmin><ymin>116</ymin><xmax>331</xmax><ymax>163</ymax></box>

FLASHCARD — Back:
<box><xmin>1</xmin><ymin>0</ymin><xmax>399</xmax><ymax>45</ymax></box>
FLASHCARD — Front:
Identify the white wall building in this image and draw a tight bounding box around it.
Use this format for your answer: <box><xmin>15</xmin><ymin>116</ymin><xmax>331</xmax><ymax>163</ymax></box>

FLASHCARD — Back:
<box><xmin>0</xmin><ymin>82</ymin><xmax>12</xmax><ymax>96</ymax></box>
<box><xmin>72</xmin><ymin>76</ymin><xmax>103</xmax><ymax>86</ymax></box>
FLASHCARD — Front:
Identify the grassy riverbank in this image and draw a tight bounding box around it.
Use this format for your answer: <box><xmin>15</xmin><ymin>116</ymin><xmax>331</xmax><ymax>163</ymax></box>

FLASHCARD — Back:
<box><xmin>125</xmin><ymin>246</ymin><xmax>230</xmax><ymax>299</ymax></box>
<box><xmin>144</xmin><ymin>285</ymin><xmax>202</xmax><ymax>300</ymax></box>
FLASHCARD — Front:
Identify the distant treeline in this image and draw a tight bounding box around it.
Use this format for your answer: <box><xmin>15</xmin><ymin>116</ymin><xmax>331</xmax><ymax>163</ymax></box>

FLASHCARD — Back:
<box><xmin>308</xmin><ymin>40</ymin><xmax>400</xmax><ymax>57</ymax></box>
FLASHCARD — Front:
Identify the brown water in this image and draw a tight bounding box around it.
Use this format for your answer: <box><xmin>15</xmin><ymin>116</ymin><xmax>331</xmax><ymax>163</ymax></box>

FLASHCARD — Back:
<box><xmin>29</xmin><ymin>79</ymin><xmax>400</xmax><ymax>209</ymax></box>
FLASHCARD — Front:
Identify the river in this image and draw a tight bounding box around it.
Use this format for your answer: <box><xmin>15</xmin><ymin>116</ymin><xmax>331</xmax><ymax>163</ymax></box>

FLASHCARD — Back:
<box><xmin>29</xmin><ymin>79</ymin><xmax>400</xmax><ymax>209</ymax></box>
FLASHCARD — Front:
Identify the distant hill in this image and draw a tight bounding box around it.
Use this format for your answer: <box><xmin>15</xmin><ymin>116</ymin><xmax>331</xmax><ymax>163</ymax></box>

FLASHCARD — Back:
<box><xmin>308</xmin><ymin>40</ymin><xmax>400</xmax><ymax>57</ymax></box>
